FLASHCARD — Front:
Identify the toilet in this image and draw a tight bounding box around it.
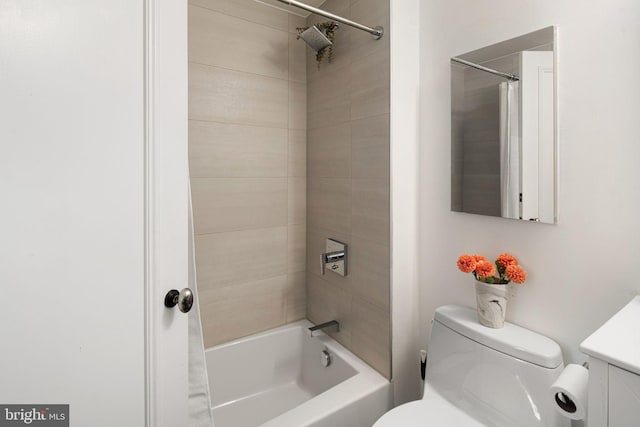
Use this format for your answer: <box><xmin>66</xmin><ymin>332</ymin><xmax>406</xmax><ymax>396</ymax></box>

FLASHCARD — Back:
<box><xmin>374</xmin><ymin>305</ymin><xmax>569</xmax><ymax>427</ymax></box>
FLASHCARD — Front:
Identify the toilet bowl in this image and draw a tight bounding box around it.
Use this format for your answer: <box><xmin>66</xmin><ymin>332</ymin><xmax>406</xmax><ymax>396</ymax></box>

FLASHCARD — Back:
<box><xmin>374</xmin><ymin>305</ymin><xmax>569</xmax><ymax>427</ymax></box>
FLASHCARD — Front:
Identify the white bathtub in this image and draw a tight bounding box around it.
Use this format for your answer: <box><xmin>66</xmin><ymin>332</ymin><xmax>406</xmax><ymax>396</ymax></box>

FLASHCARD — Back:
<box><xmin>205</xmin><ymin>320</ymin><xmax>392</xmax><ymax>427</ymax></box>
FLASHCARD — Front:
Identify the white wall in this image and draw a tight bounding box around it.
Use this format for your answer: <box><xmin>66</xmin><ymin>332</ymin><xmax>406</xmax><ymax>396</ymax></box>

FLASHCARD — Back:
<box><xmin>390</xmin><ymin>0</ymin><xmax>421</xmax><ymax>405</ymax></box>
<box><xmin>418</xmin><ymin>0</ymin><xmax>640</xmax><ymax>379</ymax></box>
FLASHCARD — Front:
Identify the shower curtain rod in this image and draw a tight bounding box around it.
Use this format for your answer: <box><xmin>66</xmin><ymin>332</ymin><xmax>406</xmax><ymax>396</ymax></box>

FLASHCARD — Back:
<box><xmin>273</xmin><ymin>0</ymin><xmax>384</xmax><ymax>39</ymax></box>
<box><xmin>451</xmin><ymin>57</ymin><xmax>519</xmax><ymax>81</ymax></box>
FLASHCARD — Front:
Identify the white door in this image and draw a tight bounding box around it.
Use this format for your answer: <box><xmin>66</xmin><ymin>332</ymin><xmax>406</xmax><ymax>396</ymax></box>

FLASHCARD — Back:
<box><xmin>519</xmin><ymin>51</ymin><xmax>555</xmax><ymax>223</ymax></box>
<box><xmin>0</xmin><ymin>1</ymin><xmax>188</xmax><ymax>426</ymax></box>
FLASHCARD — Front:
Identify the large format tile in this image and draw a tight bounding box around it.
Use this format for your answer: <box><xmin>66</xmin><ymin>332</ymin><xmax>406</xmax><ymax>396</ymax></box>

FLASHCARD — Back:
<box><xmin>349</xmin><ymin>0</ymin><xmax>390</xmax><ymax>62</ymax></box>
<box><xmin>351</xmin><ymin>296</ymin><xmax>391</xmax><ymax>378</ymax></box>
<box><xmin>351</xmin><ymin>114</ymin><xmax>389</xmax><ymax>178</ymax></box>
<box><xmin>307</xmin><ymin>177</ymin><xmax>352</xmax><ymax>235</ymax></box>
<box><xmin>199</xmin><ymin>275</ymin><xmax>286</xmax><ymax>347</ymax></box>
<box><xmin>308</xmin><ymin>104</ymin><xmax>351</xmax><ymax>130</ymax></box>
<box><xmin>191</xmin><ymin>178</ymin><xmax>287</xmax><ymax>234</ymax></box>
<box><xmin>307</xmin><ymin>123</ymin><xmax>351</xmax><ymax>178</ymax></box>
<box><xmin>195</xmin><ymin>227</ymin><xmax>287</xmax><ymax>289</ymax></box>
<box><xmin>307</xmin><ymin>63</ymin><xmax>351</xmax><ymax>115</ymax></box>
<box><xmin>189</xmin><ymin>5</ymin><xmax>289</xmax><ymax>80</ymax></box>
<box><xmin>306</xmin><ymin>272</ymin><xmax>352</xmax><ymax>348</ymax></box>
<box><xmin>351</xmin><ymin>179</ymin><xmax>389</xmax><ymax>244</ymax></box>
<box><xmin>288</xmin><ymin>177</ymin><xmax>306</xmax><ymax>225</ymax></box>
<box><xmin>351</xmin><ymin>49</ymin><xmax>390</xmax><ymax>120</ymax></box>
<box><xmin>189</xmin><ymin>120</ymin><xmax>287</xmax><ymax>178</ymax></box>
<box><xmin>289</xmin><ymin>32</ymin><xmax>307</xmax><ymax>83</ymax></box>
<box><xmin>288</xmin><ymin>129</ymin><xmax>306</xmax><ymax>177</ymax></box>
<box><xmin>350</xmin><ymin>237</ymin><xmax>390</xmax><ymax>312</ymax></box>
<box><xmin>285</xmin><ymin>271</ymin><xmax>306</xmax><ymax>322</ymax></box>
<box><xmin>289</xmin><ymin>81</ymin><xmax>307</xmax><ymax>130</ymax></box>
<box><xmin>189</xmin><ymin>63</ymin><xmax>288</xmax><ymax>128</ymax></box>
<box><xmin>189</xmin><ymin>0</ymin><xmax>289</xmax><ymax>31</ymax></box>
<box><xmin>288</xmin><ymin>224</ymin><xmax>306</xmax><ymax>273</ymax></box>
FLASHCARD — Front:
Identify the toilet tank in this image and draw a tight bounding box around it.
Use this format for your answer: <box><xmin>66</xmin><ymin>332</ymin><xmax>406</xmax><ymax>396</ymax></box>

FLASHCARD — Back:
<box><xmin>425</xmin><ymin>305</ymin><xmax>568</xmax><ymax>427</ymax></box>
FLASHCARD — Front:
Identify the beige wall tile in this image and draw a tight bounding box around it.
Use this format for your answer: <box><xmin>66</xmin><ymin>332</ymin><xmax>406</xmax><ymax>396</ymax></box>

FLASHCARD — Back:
<box><xmin>351</xmin><ymin>49</ymin><xmax>390</xmax><ymax>120</ymax></box>
<box><xmin>307</xmin><ymin>123</ymin><xmax>351</xmax><ymax>178</ymax></box>
<box><xmin>189</xmin><ymin>5</ymin><xmax>289</xmax><ymax>80</ymax></box>
<box><xmin>307</xmin><ymin>64</ymin><xmax>351</xmax><ymax>115</ymax></box>
<box><xmin>289</xmin><ymin>33</ymin><xmax>307</xmax><ymax>83</ymax></box>
<box><xmin>191</xmin><ymin>178</ymin><xmax>287</xmax><ymax>234</ymax></box>
<box><xmin>289</xmin><ymin>81</ymin><xmax>307</xmax><ymax>130</ymax></box>
<box><xmin>288</xmin><ymin>224</ymin><xmax>306</xmax><ymax>273</ymax></box>
<box><xmin>308</xmin><ymin>104</ymin><xmax>351</xmax><ymax>130</ymax></box>
<box><xmin>189</xmin><ymin>0</ymin><xmax>288</xmax><ymax>31</ymax></box>
<box><xmin>285</xmin><ymin>271</ymin><xmax>306</xmax><ymax>322</ymax></box>
<box><xmin>189</xmin><ymin>120</ymin><xmax>287</xmax><ymax>178</ymax></box>
<box><xmin>349</xmin><ymin>0</ymin><xmax>390</xmax><ymax>61</ymax></box>
<box><xmin>307</xmin><ymin>178</ymin><xmax>352</xmax><ymax>235</ymax></box>
<box><xmin>195</xmin><ymin>227</ymin><xmax>287</xmax><ymax>289</ymax></box>
<box><xmin>288</xmin><ymin>177</ymin><xmax>306</xmax><ymax>225</ymax></box>
<box><xmin>306</xmin><ymin>272</ymin><xmax>352</xmax><ymax>348</ymax></box>
<box><xmin>351</xmin><ymin>114</ymin><xmax>389</xmax><ymax>179</ymax></box>
<box><xmin>288</xmin><ymin>14</ymin><xmax>307</xmax><ymax>34</ymax></box>
<box><xmin>189</xmin><ymin>63</ymin><xmax>288</xmax><ymax>128</ymax></box>
<box><xmin>303</xmin><ymin>0</ymin><xmax>391</xmax><ymax>380</ymax></box>
<box><xmin>350</xmin><ymin>237</ymin><xmax>390</xmax><ymax>312</ymax></box>
<box><xmin>351</xmin><ymin>296</ymin><xmax>391</xmax><ymax>378</ymax></box>
<box><xmin>288</xmin><ymin>129</ymin><xmax>306</xmax><ymax>177</ymax></box>
<box><xmin>199</xmin><ymin>275</ymin><xmax>286</xmax><ymax>347</ymax></box>
<box><xmin>190</xmin><ymin>1</ymin><xmax>307</xmax><ymax>348</ymax></box>
<box><xmin>352</xmin><ymin>179</ymin><xmax>389</xmax><ymax>244</ymax></box>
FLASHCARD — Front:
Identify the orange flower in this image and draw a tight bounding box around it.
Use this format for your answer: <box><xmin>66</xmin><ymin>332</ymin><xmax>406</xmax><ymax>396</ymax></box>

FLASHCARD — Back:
<box><xmin>457</xmin><ymin>254</ymin><xmax>477</xmax><ymax>273</ymax></box>
<box><xmin>472</xmin><ymin>254</ymin><xmax>488</xmax><ymax>263</ymax></box>
<box><xmin>505</xmin><ymin>265</ymin><xmax>527</xmax><ymax>284</ymax></box>
<box><xmin>496</xmin><ymin>253</ymin><xmax>518</xmax><ymax>268</ymax></box>
<box><xmin>475</xmin><ymin>260</ymin><xmax>496</xmax><ymax>279</ymax></box>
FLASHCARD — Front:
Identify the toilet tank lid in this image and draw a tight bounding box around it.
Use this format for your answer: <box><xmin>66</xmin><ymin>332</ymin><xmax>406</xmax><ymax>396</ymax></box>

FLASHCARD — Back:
<box><xmin>434</xmin><ymin>305</ymin><xmax>563</xmax><ymax>369</ymax></box>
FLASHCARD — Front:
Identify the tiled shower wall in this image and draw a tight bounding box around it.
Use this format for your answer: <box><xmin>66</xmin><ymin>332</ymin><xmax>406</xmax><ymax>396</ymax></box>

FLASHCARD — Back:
<box><xmin>305</xmin><ymin>0</ymin><xmax>391</xmax><ymax>378</ymax></box>
<box><xmin>188</xmin><ymin>0</ymin><xmax>308</xmax><ymax>348</ymax></box>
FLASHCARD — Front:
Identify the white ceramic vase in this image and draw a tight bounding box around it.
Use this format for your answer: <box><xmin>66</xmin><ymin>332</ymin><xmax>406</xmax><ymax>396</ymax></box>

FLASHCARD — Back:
<box><xmin>474</xmin><ymin>280</ymin><xmax>508</xmax><ymax>328</ymax></box>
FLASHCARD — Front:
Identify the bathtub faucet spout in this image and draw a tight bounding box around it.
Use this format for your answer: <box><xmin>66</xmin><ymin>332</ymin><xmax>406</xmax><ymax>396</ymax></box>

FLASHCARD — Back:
<box><xmin>309</xmin><ymin>320</ymin><xmax>340</xmax><ymax>337</ymax></box>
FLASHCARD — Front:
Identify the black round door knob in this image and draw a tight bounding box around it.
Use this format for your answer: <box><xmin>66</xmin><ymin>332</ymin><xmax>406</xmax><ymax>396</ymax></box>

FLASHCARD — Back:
<box><xmin>164</xmin><ymin>288</ymin><xmax>194</xmax><ymax>313</ymax></box>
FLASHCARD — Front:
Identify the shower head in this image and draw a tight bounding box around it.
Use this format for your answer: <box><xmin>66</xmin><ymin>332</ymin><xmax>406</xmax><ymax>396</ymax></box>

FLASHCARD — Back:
<box><xmin>298</xmin><ymin>25</ymin><xmax>333</xmax><ymax>52</ymax></box>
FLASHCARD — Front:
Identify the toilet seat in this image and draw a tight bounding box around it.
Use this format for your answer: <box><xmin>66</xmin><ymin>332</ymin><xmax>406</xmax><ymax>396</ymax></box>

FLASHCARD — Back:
<box><xmin>373</xmin><ymin>389</ymin><xmax>488</xmax><ymax>427</ymax></box>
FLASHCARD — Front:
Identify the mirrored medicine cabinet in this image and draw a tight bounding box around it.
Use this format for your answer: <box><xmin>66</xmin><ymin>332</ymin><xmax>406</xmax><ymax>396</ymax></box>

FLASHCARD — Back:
<box><xmin>451</xmin><ymin>26</ymin><xmax>557</xmax><ymax>224</ymax></box>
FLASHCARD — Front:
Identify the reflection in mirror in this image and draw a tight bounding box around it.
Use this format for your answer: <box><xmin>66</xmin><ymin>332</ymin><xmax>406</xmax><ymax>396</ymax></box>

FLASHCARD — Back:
<box><xmin>451</xmin><ymin>27</ymin><xmax>556</xmax><ymax>224</ymax></box>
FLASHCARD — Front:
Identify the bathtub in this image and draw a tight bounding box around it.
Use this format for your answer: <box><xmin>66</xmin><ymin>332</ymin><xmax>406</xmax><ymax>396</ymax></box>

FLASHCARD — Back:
<box><xmin>205</xmin><ymin>320</ymin><xmax>393</xmax><ymax>427</ymax></box>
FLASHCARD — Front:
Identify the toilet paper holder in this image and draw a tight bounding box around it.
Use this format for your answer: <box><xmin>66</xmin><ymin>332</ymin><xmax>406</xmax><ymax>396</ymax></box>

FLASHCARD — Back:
<box><xmin>551</xmin><ymin>362</ymin><xmax>589</xmax><ymax>420</ymax></box>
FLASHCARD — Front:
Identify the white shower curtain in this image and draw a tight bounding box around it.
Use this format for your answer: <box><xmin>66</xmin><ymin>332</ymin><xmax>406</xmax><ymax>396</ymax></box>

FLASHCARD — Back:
<box><xmin>188</xmin><ymin>183</ymin><xmax>215</xmax><ymax>427</ymax></box>
<box><xmin>499</xmin><ymin>81</ymin><xmax>520</xmax><ymax>220</ymax></box>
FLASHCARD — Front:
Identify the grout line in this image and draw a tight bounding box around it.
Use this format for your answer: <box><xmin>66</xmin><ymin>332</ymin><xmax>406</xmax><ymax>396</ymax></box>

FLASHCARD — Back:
<box><xmin>187</xmin><ymin>118</ymin><xmax>290</xmax><ymax>131</ymax></box>
<box><xmin>188</xmin><ymin>3</ymin><xmax>296</xmax><ymax>35</ymax></box>
<box><xmin>189</xmin><ymin>60</ymin><xmax>290</xmax><ymax>83</ymax></box>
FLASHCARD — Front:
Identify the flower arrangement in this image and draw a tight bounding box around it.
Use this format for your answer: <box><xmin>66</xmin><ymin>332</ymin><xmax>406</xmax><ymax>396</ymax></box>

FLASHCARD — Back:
<box><xmin>457</xmin><ymin>253</ymin><xmax>527</xmax><ymax>284</ymax></box>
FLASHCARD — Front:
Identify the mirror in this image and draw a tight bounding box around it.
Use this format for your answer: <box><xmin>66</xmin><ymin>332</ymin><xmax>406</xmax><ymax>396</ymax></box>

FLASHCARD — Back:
<box><xmin>451</xmin><ymin>27</ymin><xmax>557</xmax><ymax>224</ymax></box>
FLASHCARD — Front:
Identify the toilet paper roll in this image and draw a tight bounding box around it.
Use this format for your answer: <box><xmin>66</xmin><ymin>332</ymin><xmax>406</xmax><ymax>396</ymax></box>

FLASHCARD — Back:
<box><xmin>549</xmin><ymin>363</ymin><xmax>589</xmax><ymax>420</ymax></box>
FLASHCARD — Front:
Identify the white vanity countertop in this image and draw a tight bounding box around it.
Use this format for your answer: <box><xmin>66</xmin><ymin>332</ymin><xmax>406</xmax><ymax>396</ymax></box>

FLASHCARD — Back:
<box><xmin>580</xmin><ymin>295</ymin><xmax>640</xmax><ymax>375</ymax></box>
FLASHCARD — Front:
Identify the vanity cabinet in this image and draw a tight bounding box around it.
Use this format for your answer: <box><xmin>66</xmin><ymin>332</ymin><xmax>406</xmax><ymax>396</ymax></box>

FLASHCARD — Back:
<box><xmin>580</xmin><ymin>296</ymin><xmax>640</xmax><ymax>427</ymax></box>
